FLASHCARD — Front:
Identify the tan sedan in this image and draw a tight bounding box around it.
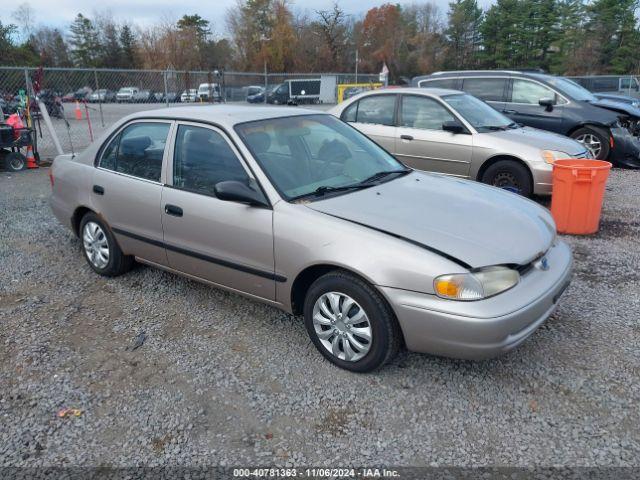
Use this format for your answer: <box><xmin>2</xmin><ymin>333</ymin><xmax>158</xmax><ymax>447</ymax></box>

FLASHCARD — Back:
<box><xmin>329</xmin><ymin>88</ymin><xmax>590</xmax><ymax>197</ymax></box>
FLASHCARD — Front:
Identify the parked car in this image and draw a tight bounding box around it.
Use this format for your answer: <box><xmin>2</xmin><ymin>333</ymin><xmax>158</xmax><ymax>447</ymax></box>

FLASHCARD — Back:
<box><xmin>73</xmin><ymin>87</ymin><xmax>93</xmax><ymax>101</ymax></box>
<box><xmin>197</xmin><ymin>83</ymin><xmax>222</xmax><ymax>102</ymax></box>
<box><xmin>49</xmin><ymin>106</ymin><xmax>572</xmax><ymax>372</ymax></box>
<box><xmin>88</xmin><ymin>89</ymin><xmax>116</xmax><ymax>103</ymax></box>
<box><xmin>329</xmin><ymin>88</ymin><xmax>590</xmax><ymax>197</ymax></box>
<box><xmin>132</xmin><ymin>90</ymin><xmax>153</xmax><ymax>103</ymax></box>
<box><xmin>180</xmin><ymin>89</ymin><xmax>198</xmax><ymax>103</ymax></box>
<box><xmin>412</xmin><ymin>71</ymin><xmax>640</xmax><ymax>167</ymax></box>
<box><xmin>568</xmin><ymin>75</ymin><xmax>640</xmax><ymax>98</ymax></box>
<box><xmin>246</xmin><ymin>85</ymin><xmax>265</xmax><ymax>103</ymax></box>
<box><xmin>116</xmin><ymin>87</ymin><xmax>139</xmax><ymax>103</ymax></box>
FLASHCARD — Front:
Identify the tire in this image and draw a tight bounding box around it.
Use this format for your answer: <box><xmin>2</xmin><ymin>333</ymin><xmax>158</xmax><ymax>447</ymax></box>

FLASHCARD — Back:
<box><xmin>303</xmin><ymin>271</ymin><xmax>401</xmax><ymax>372</ymax></box>
<box><xmin>481</xmin><ymin>159</ymin><xmax>533</xmax><ymax>197</ymax></box>
<box><xmin>3</xmin><ymin>152</ymin><xmax>26</xmax><ymax>172</ymax></box>
<box><xmin>79</xmin><ymin>212</ymin><xmax>133</xmax><ymax>277</ymax></box>
<box><xmin>570</xmin><ymin>126</ymin><xmax>610</xmax><ymax>160</ymax></box>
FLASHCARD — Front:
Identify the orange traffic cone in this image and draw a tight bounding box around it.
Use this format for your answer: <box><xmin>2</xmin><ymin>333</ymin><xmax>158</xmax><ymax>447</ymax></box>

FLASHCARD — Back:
<box><xmin>74</xmin><ymin>101</ymin><xmax>82</xmax><ymax>120</ymax></box>
<box><xmin>26</xmin><ymin>145</ymin><xmax>38</xmax><ymax>169</ymax></box>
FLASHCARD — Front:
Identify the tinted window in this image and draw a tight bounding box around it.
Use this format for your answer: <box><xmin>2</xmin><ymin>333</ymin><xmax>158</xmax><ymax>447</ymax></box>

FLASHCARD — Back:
<box><xmin>511</xmin><ymin>79</ymin><xmax>557</xmax><ymax>104</ymax></box>
<box><xmin>173</xmin><ymin>125</ymin><xmax>249</xmax><ymax>195</ymax></box>
<box><xmin>355</xmin><ymin>95</ymin><xmax>395</xmax><ymax>125</ymax></box>
<box><xmin>99</xmin><ymin>122</ymin><xmax>170</xmax><ymax>182</ymax></box>
<box><xmin>463</xmin><ymin>78</ymin><xmax>507</xmax><ymax>102</ymax></box>
<box><xmin>400</xmin><ymin>95</ymin><xmax>455</xmax><ymax>130</ymax></box>
<box><xmin>341</xmin><ymin>102</ymin><xmax>358</xmax><ymax>122</ymax></box>
<box><xmin>620</xmin><ymin>77</ymin><xmax>639</xmax><ymax>91</ymax></box>
<box><xmin>592</xmin><ymin>77</ymin><xmax>619</xmax><ymax>90</ymax></box>
<box><xmin>419</xmin><ymin>78</ymin><xmax>459</xmax><ymax>89</ymax></box>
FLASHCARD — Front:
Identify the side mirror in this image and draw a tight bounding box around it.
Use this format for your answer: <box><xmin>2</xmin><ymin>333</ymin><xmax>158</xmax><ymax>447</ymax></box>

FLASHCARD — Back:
<box><xmin>214</xmin><ymin>180</ymin><xmax>269</xmax><ymax>207</ymax></box>
<box><xmin>442</xmin><ymin>120</ymin><xmax>466</xmax><ymax>134</ymax></box>
<box><xmin>539</xmin><ymin>98</ymin><xmax>554</xmax><ymax>111</ymax></box>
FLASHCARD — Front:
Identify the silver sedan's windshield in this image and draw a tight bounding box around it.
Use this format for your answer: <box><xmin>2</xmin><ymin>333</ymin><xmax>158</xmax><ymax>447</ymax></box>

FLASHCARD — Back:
<box><xmin>235</xmin><ymin>114</ymin><xmax>407</xmax><ymax>200</ymax></box>
<box><xmin>442</xmin><ymin>94</ymin><xmax>517</xmax><ymax>132</ymax></box>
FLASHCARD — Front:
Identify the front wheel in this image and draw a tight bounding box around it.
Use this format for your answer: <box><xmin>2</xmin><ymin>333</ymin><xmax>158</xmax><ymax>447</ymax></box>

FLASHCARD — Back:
<box><xmin>570</xmin><ymin>126</ymin><xmax>610</xmax><ymax>160</ymax></box>
<box><xmin>79</xmin><ymin>212</ymin><xmax>133</xmax><ymax>276</ymax></box>
<box><xmin>303</xmin><ymin>271</ymin><xmax>401</xmax><ymax>372</ymax></box>
<box><xmin>481</xmin><ymin>160</ymin><xmax>533</xmax><ymax>197</ymax></box>
<box><xmin>3</xmin><ymin>152</ymin><xmax>26</xmax><ymax>172</ymax></box>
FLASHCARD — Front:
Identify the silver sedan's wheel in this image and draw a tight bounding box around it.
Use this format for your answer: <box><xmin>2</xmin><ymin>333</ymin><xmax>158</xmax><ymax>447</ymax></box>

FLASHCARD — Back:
<box><xmin>312</xmin><ymin>292</ymin><xmax>372</xmax><ymax>362</ymax></box>
<box><xmin>574</xmin><ymin>133</ymin><xmax>602</xmax><ymax>159</ymax></box>
<box><xmin>82</xmin><ymin>221</ymin><xmax>110</xmax><ymax>269</ymax></box>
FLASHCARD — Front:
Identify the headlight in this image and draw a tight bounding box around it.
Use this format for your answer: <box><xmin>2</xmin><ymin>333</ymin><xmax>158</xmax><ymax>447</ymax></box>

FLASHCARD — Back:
<box><xmin>541</xmin><ymin>150</ymin><xmax>571</xmax><ymax>164</ymax></box>
<box><xmin>434</xmin><ymin>266</ymin><xmax>520</xmax><ymax>301</ymax></box>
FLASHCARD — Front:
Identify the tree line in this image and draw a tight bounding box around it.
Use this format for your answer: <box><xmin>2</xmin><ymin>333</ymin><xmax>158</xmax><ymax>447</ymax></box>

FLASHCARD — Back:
<box><xmin>1</xmin><ymin>0</ymin><xmax>639</xmax><ymax>80</ymax></box>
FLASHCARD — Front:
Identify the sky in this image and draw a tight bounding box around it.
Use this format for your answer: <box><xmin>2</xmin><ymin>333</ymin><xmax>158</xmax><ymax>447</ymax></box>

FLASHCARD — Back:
<box><xmin>2</xmin><ymin>0</ymin><xmax>496</xmax><ymax>38</ymax></box>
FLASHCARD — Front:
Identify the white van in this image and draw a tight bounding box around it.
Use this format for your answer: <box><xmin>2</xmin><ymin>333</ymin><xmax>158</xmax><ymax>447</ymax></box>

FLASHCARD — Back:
<box><xmin>197</xmin><ymin>83</ymin><xmax>222</xmax><ymax>102</ymax></box>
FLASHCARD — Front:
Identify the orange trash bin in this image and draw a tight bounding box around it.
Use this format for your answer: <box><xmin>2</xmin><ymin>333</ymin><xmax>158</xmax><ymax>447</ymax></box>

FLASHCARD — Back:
<box><xmin>550</xmin><ymin>159</ymin><xmax>612</xmax><ymax>235</ymax></box>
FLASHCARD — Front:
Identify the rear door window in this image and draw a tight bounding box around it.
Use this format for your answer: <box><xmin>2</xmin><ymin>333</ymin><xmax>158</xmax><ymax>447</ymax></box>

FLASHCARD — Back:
<box><xmin>462</xmin><ymin>78</ymin><xmax>508</xmax><ymax>102</ymax></box>
<box><xmin>99</xmin><ymin>122</ymin><xmax>170</xmax><ymax>182</ymax></box>
<box><xmin>355</xmin><ymin>95</ymin><xmax>396</xmax><ymax>126</ymax></box>
<box><xmin>419</xmin><ymin>78</ymin><xmax>460</xmax><ymax>90</ymax></box>
<box><xmin>400</xmin><ymin>95</ymin><xmax>455</xmax><ymax>130</ymax></box>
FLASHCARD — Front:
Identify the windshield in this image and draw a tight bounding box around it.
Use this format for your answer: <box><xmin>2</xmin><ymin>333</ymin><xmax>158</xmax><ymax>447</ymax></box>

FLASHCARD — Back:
<box><xmin>442</xmin><ymin>94</ymin><xmax>515</xmax><ymax>132</ymax></box>
<box><xmin>545</xmin><ymin>77</ymin><xmax>596</xmax><ymax>102</ymax></box>
<box><xmin>235</xmin><ymin>114</ymin><xmax>406</xmax><ymax>200</ymax></box>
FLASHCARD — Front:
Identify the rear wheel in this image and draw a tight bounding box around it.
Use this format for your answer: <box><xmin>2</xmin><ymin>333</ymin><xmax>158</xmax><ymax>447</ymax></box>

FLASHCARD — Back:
<box><xmin>3</xmin><ymin>152</ymin><xmax>26</xmax><ymax>172</ymax></box>
<box><xmin>79</xmin><ymin>212</ymin><xmax>133</xmax><ymax>276</ymax></box>
<box><xmin>481</xmin><ymin>160</ymin><xmax>533</xmax><ymax>197</ymax></box>
<box><xmin>303</xmin><ymin>271</ymin><xmax>401</xmax><ymax>372</ymax></box>
<box><xmin>570</xmin><ymin>126</ymin><xmax>610</xmax><ymax>160</ymax></box>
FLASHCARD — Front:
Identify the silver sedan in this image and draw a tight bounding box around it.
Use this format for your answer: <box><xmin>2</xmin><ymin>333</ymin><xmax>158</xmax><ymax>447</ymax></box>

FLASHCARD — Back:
<box><xmin>50</xmin><ymin>106</ymin><xmax>572</xmax><ymax>372</ymax></box>
<box><xmin>329</xmin><ymin>88</ymin><xmax>590</xmax><ymax>196</ymax></box>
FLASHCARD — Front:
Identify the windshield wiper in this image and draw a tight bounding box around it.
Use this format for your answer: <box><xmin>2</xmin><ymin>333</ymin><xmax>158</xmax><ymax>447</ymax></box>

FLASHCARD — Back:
<box><xmin>291</xmin><ymin>183</ymin><xmax>370</xmax><ymax>201</ymax></box>
<box><xmin>359</xmin><ymin>169</ymin><xmax>411</xmax><ymax>184</ymax></box>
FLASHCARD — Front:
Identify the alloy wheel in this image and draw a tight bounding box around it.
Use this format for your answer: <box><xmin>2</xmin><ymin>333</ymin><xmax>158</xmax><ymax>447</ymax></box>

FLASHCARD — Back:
<box><xmin>83</xmin><ymin>221</ymin><xmax>110</xmax><ymax>269</ymax></box>
<box><xmin>575</xmin><ymin>133</ymin><xmax>602</xmax><ymax>159</ymax></box>
<box><xmin>312</xmin><ymin>292</ymin><xmax>372</xmax><ymax>362</ymax></box>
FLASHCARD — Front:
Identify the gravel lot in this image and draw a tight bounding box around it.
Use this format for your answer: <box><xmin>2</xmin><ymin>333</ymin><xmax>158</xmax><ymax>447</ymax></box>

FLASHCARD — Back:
<box><xmin>1</xmin><ymin>167</ymin><xmax>639</xmax><ymax>469</ymax></box>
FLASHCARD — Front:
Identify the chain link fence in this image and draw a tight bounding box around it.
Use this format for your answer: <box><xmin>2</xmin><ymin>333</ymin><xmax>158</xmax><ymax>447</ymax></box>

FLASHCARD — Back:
<box><xmin>0</xmin><ymin>67</ymin><xmax>380</xmax><ymax>161</ymax></box>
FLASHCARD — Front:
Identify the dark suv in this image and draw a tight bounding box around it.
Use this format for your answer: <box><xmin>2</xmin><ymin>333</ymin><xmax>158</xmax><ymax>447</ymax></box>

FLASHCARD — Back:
<box><xmin>412</xmin><ymin>71</ymin><xmax>640</xmax><ymax>167</ymax></box>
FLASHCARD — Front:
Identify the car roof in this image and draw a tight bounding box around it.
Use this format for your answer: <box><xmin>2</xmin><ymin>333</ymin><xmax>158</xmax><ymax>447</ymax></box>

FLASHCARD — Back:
<box><xmin>355</xmin><ymin>87</ymin><xmax>463</xmax><ymax>98</ymax></box>
<box><xmin>127</xmin><ymin>105</ymin><xmax>323</xmax><ymax>127</ymax></box>
<box><xmin>412</xmin><ymin>70</ymin><xmax>555</xmax><ymax>83</ymax></box>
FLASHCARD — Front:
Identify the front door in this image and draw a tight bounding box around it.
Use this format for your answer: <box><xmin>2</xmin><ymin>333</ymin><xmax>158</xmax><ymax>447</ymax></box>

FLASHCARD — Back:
<box><xmin>503</xmin><ymin>79</ymin><xmax>565</xmax><ymax>133</ymax></box>
<box><xmin>92</xmin><ymin>120</ymin><xmax>172</xmax><ymax>265</ymax></box>
<box><xmin>161</xmin><ymin>122</ymin><xmax>276</xmax><ymax>300</ymax></box>
<box><xmin>395</xmin><ymin>94</ymin><xmax>472</xmax><ymax>177</ymax></box>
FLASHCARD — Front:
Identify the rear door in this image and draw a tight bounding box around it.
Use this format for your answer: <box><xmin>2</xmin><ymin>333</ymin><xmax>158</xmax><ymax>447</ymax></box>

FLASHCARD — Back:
<box><xmin>341</xmin><ymin>94</ymin><xmax>398</xmax><ymax>154</ymax></box>
<box><xmin>395</xmin><ymin>94</ymin><xmax>472</xmax><ymax>177</ymax></box>
<box><xmin>161</xmin><ymin>122</ymin><xmax>276</xmax><ymax>300</ymax></box>
<box><xmin>461</xmin><ymin>77</ymin><xmax>507</xmax><ymax>113</ymax></box>
<box><xmin>92</xmin><ymin>120</ymin><xmax>172</xmax><ymax>265</ymax></box>
<box><xmin>504</xmin><ymin>78</ymin><xmax>565</xmax><ymax>132</ymax></box>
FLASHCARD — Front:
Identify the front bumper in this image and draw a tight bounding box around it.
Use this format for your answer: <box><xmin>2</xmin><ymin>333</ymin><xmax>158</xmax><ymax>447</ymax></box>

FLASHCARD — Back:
<box><xmin>530</xmin><ymin>162</ymin><xmax>553</xmax><ymax>195</ymax></box>
<box><xmin>610</xmin><ymin>127</ymin><xmax>640</xmax><ymax>168</ymax></box>
<box><xmin>380</xmin><ymin>240</ymin><xmax>573</xmax><ymax>360</ymax></box>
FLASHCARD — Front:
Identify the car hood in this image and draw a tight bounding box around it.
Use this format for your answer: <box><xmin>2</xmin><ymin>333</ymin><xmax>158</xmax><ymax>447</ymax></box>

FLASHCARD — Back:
<box><xmin>484</xmin><ymin>127</ymin><xmax>586</xmax><ymax>154</ymax></box>
<box><xmin>590</xmin><ymin>99</ymin><xmax>640</xmax><ymax>118</ymax></box>
<box><xmin>306</xmin><ymin>172</ymin><xmax>555</xmax><ymax>269</ymax></box>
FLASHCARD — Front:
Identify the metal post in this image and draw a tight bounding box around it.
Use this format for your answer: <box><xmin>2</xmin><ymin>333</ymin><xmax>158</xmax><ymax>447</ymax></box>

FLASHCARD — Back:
<box><xmin>164</xmin><ymin>69</ymin><xmax>169</xmax><ymax>107</ymax></box>
<box><xmin>355</xmin><ymin>49</ymin><xmax>359</xmax><ymax>84</ymax></box>
<box><xmin>94</xmin><ymin>69</ymin><xmax>105</xmax><ymax>127</ymax></box>
<box><xmin>264</xmin><ymin>60</ymin><xmax>268</xmax><ymax>104</ymax></box>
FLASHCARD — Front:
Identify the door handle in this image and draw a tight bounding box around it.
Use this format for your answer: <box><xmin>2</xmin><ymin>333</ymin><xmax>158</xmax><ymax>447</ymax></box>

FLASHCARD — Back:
<box><xmin>503</xmin><ymin>109</ymin><xmax>518</xmax><ymax>115</ymax></box>
<box><xmin>92</xmin><ymin>185</ymin><xmax>104</xmax><ymax>195</ymax></box>
<box><xmin>164</xmin><ymin>204</ymin><xmax>183</xmax><ymax>217</ymax></box>
<box><xmin>400</xmin><ymin>134</ymin><xmax>414</xmax><ymax>141</ymax></box>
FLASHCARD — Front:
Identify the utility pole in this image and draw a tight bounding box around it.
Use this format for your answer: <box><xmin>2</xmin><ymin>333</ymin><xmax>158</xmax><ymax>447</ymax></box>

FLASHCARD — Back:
<box><xmin>355</xmin><ymin>49</ymin><xmax>359</xmax><ymax>84</ymax></box>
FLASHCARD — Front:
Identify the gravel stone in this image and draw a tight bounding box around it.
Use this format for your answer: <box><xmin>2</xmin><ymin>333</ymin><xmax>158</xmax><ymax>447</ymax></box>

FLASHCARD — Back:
<box><xmin>0</xmin><ymin>167</ymin><xmax>638</xmax><ymax>468</ymax></box>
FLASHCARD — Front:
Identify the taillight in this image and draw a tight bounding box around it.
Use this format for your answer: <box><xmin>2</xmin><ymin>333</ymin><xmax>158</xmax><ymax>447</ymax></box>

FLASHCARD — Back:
<box><xmin>49</xmin><ymin>168</ymin><xmax>54</xmax><ymax>188</ymax></box>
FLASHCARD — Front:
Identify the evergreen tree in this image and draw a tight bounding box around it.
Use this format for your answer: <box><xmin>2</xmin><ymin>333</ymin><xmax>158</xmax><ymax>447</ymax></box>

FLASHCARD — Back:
<box><xmin>445</xmin><ymin>0</ymin><xmax>483</xmax><ymax>69</ymax></box>
<box><xmin>69</xmin><ymin>14</ymin><xmax>99</xmax><ymax>66</ymax></box>
<box><xmin>119</xmin><ymin>24</ymin><xmax>136</xmax><ymax>69</ymax></box>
